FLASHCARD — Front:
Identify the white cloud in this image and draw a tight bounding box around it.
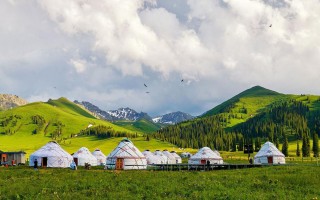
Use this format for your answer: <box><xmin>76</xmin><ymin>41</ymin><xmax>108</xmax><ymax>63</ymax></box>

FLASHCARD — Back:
<box><xmin>69</xmin><ymin>58</ymin><xmax>87</xmax><ymax>73</ymax></box>
<box><xmin>1</xmin><ymin>0</ymin><xmax>320</xmax><ymax>116</ymax></box>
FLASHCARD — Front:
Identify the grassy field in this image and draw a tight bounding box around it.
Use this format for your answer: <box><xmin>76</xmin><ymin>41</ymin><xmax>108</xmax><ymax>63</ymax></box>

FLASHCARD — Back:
<box><xmin>0</xmin><ymin>135</ymin><xmax>178</xmax><ymax>158</ymax></box>
<box><xmin>113</xmin><ymin>119</ymin><xmax>162</xmax><ymax>134</ymax></box>
<box><xmin>0</xmin><ymin>165</ymin><xmax>319</xmax><ymax>199</ymax></box>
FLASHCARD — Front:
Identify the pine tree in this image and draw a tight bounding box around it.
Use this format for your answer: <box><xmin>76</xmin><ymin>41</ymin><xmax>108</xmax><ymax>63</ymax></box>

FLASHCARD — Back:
<box><xmin>302</xmin><ymin>133</ymin><xmax>310</xmax><ymax>157</ymax></box>
<box><xmin>281</xmin><ymin>135</ymin><xmax>288</xmax><ymax>157</ymax></box>
<box><xmin>296</xmin><ymin>141</ymin><xmax>300</xmax><ymax>157</ymax></box>
<box><xmin>254</xmin><ymin>137</ymin><xmax>261</xmax><ymax>152</ymax></box>
<box><xmin>275</xmin><ymin>137</ymin><xmax>279</xmax><ymax>149</ymax></box>
<box><xmin>312</xmin><ymin>132</ymin><xmax>319</xmax><ymax>157</ymax></box>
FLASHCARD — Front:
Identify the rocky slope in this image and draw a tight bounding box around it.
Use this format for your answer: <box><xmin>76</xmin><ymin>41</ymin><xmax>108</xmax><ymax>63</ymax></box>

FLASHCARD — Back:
<box><xmin>0</xmin><ymin>94</ymin><xmax>28</xmax><ymax>110</ymax></box>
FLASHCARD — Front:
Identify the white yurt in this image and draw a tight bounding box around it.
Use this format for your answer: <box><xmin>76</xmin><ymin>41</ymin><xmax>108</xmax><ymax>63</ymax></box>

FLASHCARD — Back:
<box><xmin>142</xmin><ymin>150</ymin><xmax>162</xmax><ymax>165</ymax></box>
<box><xmin>106</xmin><ymin>139</ymin><xmax>147</xmax><ymax>170</ymax></box>
<box><xmin>254</xmin><ymin>142</ymin><xmax>286</xmax><ymax>164</ymax></box>
<box><xmin>162</xmin><ymin>150</ymin><xmax>177</xmax><ymax>164</ymax></box>
<box><xmin>29</xmin><ymin>141</ymin><xmax>73</xmax><ymax>168</ymax></box>
<box><xmin>181</xmin><ymin>152</ymin><xmax>192</xmax><ymax>158</ymax></box>
<box><xmin>73</xmin><ymin>147</ymin><xmax>98</xmax><ymax>166</ymax></box>
<box><xmin>170</xmin><ymin>151</ymin><xmax>182</xmax><ymax>164</ymax></box>
<box><xmin>188</xmin><ymin>147</ymin><xmax>223</xmax><ymax>165</ymax></box>
<box><xmin>92</xmin><ymin>149</ymin><xmax>106</xmax><ymax>166</ymax></box>
<box><xmin>153</xmin><ymin>150</ymin><xmax>168</xmax><ymax>164</ymax></box>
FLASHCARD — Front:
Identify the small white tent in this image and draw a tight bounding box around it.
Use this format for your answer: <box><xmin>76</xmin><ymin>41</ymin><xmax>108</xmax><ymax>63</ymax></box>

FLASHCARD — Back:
<box><xmin>162</xmin><ymin>150</ymin><xmax>177</xmax><ymax>164</ymax></box>
<box><xmin>142</xmin><ymin>150</ymin><xmax>162</xmax><ymax>165</ymax></box>
<box><xmin>170</xmin><ymin>151</ymin><xmax>182</xmax><ymax>164</ymax></box>
<box><xmin>29</xmin><ymin>141</ymin><xmax>73</xmax><ymax>168</ymax></box>
<box><xmin>92</xmin><ymin>149</ymin><xmax>106</xmax><ymax>166</ymax></box>
<box><xmin>254</xmin><ymin>142</ymin><xmax>286</xmax><ymax>164</ymax></box>
<box><xmin>188</xmin><ymin>147</ymin><xmax>223</xmax><ymax>165</ymax></box>
<box><xmin>153</xmin><ymin>150</ymin><xmax>168</xmax><ymax>164</ymax></box>
<box><xmin>106</xmin><ymin>139</ymin><xmax>147</xmax><ymax>170</ymax></box>
<box><xmin>73</xmin><ymin>147</ymin><xmax>98</xmax><ymax>166</ymax></box>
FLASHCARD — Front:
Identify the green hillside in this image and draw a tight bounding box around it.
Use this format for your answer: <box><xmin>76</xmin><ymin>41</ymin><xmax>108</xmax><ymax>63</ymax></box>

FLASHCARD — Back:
<box><xmin>155</xmin><ymin>86</ymin><xmax>320</xmax><ymax>155</ymax></box>
<box><xmin>0</xmin><ymin>98</ymin><xmax>179</xmax><ymax>156</ymax></box>
<box><xmin>203</xmin><ymin>86</ymin><xmax>285</xmax><ymax>118</ymax></box>
<box><xmin>113</xmin><ymin>119</ymin><xmax>163</xmax><ymax>134</ymax></box>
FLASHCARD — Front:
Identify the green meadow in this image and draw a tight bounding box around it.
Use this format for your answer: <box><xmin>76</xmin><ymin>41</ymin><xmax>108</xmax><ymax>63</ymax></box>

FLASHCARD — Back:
<box><xmin>0</xmin><ymin>165</ymin><xmax>319</xmax><ymax>200</ymax></box>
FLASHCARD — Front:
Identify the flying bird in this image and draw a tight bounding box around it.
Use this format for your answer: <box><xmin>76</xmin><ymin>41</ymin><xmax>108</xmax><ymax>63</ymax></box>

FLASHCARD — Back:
<box><xmin>269</xmin><ymin>24</ymin><xmax>272</xmax><ymax>28</ymax></box>
<box><xmin>146</xmin><ymin>92</ymin><xmax>150</xmax><ymax>94</ymax></box>
<box><xmin>144</xmin><ymin>83</ymin><xmax>147</xmax><ymax>87</ymax></box>
<box><xmin>181</xmin><ymin>79</ymin><xmax>184</xmax><ymax>82</ymax></box>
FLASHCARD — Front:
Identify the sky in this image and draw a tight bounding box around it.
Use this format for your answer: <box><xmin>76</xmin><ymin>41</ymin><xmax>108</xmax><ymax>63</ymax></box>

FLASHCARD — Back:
<box><xmin>1</xmin><ymin>0</ymin><xmax>320</xmax><ymax>117</ymax></box>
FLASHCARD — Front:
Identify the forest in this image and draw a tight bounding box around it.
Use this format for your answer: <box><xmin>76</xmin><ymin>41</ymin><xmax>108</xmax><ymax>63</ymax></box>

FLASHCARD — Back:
<box><xmin>154</xmin><ymin>99</ymin><xmax>320</xmax><ymax>157</ymax></box>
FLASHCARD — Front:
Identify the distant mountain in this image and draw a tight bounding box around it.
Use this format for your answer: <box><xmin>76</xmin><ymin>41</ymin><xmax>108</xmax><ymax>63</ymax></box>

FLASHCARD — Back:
<box><xmin>107</xmin><ymin>107</ymin><xmax>152</xmax><ymax>121</ymax></box>
<box><xmin>0</xmin><ymin>94</ymin><xmax>28</xmax><ymax>111</ymax></box>
<box><xmin>153</xmin><ymin>111</ymin><xmax>194</xmax><ymax>124</ymax></box>
<box><xmin>74</xmin><ymin>100</ymin><xmax>113</xmax><ymax>121</ymax></box>
<box><xmin>74</xmin><ymin>101</ymin><xmax>152</xmax><ymax>122</ymax></box>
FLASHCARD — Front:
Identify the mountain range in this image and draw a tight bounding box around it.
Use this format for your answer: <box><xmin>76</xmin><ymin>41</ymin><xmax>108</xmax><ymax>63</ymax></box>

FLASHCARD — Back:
<box><xmin>74</xmin><ymin>100</ymin><xmax>193</xmax><ymax>124</ymax></box>
<box><xmin>1</xmin><ymin>85</ymin><xmax>320</xmax><ymax>157</ymax></box>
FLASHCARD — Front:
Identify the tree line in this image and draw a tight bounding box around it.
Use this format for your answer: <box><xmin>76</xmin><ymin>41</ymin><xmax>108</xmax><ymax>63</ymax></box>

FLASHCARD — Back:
<box><xmin>154</xmin><ymin>99</ymin><xmax>320</xmax><ymax>157</ymax></box>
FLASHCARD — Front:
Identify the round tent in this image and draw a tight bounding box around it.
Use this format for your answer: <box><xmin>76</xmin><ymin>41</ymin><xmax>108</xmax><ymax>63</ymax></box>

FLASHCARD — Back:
<box><xmin>106</xmin><ymin>139</ymin><xmax>147</xmax><ymax>170</ymax></box>
<box><xmin>170</xmin><ymin>151</ymin><xmax>182</xmax><ymax>164</ymax></box>
<box><xmin>254</xmin><ymin>142</ymin><xmax>285</xmax><ymax>164</ymax></box>
<box><xmin>153</xmin><ymin>150</ymin><xmax>168</xmax><ymax>164</ymax></box>
<box><xmin>162</xmin><ymin>150</ymin><xmax>177</xmax><ymax>164</ymax></box>
<box><xmin>73</xmin><ymin>147</ymin><xmax>98</xmax><ymax>166</ymax></box>
<box><xmin>92</xmin><ymin>149</ymin><xmax>106</xmax><ymax>166</ymax></box>
<box><xmin>142</xmin><ymin>150</ymin><xmax>162</xmax><ymax>165</ymax></box>
<box><xmin>188</xmin><ymin>147</ymin><xmax>223</xmax><ymax>165</ymax></box>
<box><xmin>29</xmin><ymin>141</ymin><xmax>73</xmax><ymax>168</ymax></box>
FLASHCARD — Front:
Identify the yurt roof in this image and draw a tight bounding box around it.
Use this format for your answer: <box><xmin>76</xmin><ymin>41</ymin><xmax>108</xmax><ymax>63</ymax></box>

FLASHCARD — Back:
<box><xmin>142</xmin><ymin>150</ymin><xmax>154</xmax><ymax>156</ymax></box>
<box><xmin>162</xmin><ymin>150</ymin><xmax>176</xmax><ymax>159</ymax></box>
<box><xmin>107</xmin><ymin>139</ymin><xmax>145</xmax><ymax>159</ymax></box>
<box><xmin>92</xmin><ymin>149</ymin><xmax>106</xmax><ymax>157</ymax></box>
<box><xmin>254</xmin><ymin>142</ymin><xmax>285</xmax><ymax>158</ymax></box>
<box><xmin>170</xmin><ymin>151</ymin><xmax>181</xmax><ymax>159</ymax></box>
<box><xmin>30</xmin><ymin>141</ymin><xmax>71</xmax><ymax>158</ymax></box>
<box><xmin>154</xmin><ymin>150</ymin><xmax>165</xmax><ymax>156</ymax></box>
<box><xmin>73</xmin><ymin>147</ymin><xmax>96</xmax><ymax>158</ymax></box>
<box><xmin>190</xmin><ymin>147</ymin><xmax>222</xmax><ymax>160</ymax></box>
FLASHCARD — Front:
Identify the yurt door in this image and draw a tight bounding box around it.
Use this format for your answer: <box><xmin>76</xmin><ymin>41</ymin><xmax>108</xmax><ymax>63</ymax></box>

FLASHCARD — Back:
<box><xmin>74</xmin><ymin>158</ymin><xmax>78</xmax><ymax>166</ymax></box>
<box><xmin>1</xmin><ymin>154</ymin><xmax>7</xmax><ymax>162</ymax></box>
<box><xmin>116</xmin><ymin>158</ymin><xmax>124</xmax><ymax>170</ymax></box>
<box><xmin>267</xmin><ymin>157</ymin><xmax>273</xmax><ymax>164</ymax></box>
<box><xmin>201</xmin><ymin>160</ymin><xmax>206</xmax><ymax>164</ymax></box>
<box><xmin>42</xmin><ymin>157</ymin><xmax>48</xmax><ymax>167</ymax></box>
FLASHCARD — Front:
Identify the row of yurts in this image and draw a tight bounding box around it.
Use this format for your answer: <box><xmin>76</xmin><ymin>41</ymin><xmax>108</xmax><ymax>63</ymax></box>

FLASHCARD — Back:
<box><xmin>29</xmin><ymin>139</ymin><xmax>285</xmax><ymax>170</ymax></box>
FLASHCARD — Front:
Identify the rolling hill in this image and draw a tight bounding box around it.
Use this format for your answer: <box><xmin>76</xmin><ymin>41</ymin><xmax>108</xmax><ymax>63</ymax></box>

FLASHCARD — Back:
<box><xmin>202</xmin><ymin>86</ymin><xmax>286</xmax><ymax>124</ymax></box>
<box><xmin>113</xmin><ymin>119</ymin><xmax>163</xmax><ymax>134</ymax></box>
<box><xmin>154</xmin><ymin>86</ymin><xmax>320</xmax><ymax>155</ymax></box>
<box><xmin>0</xmin><ymin>98</ymin><xmax>177</xmax><ymax>156</ymax></box>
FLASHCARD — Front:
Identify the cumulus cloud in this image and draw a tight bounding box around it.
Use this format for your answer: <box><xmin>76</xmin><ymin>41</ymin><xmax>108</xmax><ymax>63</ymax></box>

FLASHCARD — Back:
<box><xmin>69</xmin><ymin>59</ymin><xmax>87</xmax><ymax>73</ymax></box>
<box><xmin>1</xmin><ymin>0</ymin><xmax>320</xmax><ymax>116</ymax></box>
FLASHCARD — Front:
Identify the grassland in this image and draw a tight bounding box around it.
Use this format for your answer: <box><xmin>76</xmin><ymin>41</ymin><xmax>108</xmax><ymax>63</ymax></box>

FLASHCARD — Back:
<box><xmin>0</xmin><ymin>165</ymin><xmax>319</xmax><ymax>199</ymax></box>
